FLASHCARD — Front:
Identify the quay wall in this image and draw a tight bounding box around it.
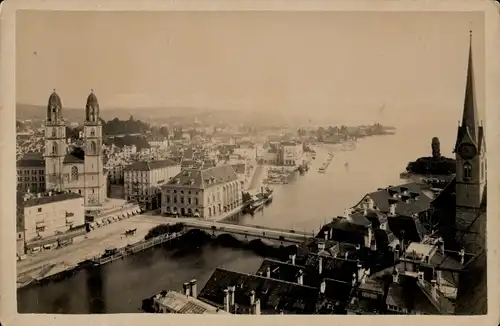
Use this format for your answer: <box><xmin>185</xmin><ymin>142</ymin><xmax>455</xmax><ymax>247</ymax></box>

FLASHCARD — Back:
<box><xmin>19</xmin><ymin>228</ymin><xmax>300</xmax><ymax>289</ymax></box>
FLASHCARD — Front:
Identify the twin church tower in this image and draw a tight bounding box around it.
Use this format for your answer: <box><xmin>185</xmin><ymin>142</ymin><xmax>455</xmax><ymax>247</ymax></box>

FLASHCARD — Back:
<box><xmin>44</xmin><ymin>90</ymin><xmax>107</xmax><ymax>208</ymax></box>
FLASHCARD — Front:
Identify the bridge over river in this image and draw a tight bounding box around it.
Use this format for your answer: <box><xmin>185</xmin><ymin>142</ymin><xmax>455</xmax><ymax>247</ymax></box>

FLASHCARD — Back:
<box><xmin>143</xmin><ymin>215</ymin><xmax>314</xmax><ymax>245</ymax></box>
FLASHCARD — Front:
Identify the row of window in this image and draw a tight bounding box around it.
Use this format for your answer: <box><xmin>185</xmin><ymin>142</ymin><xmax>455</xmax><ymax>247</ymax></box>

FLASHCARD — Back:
<box><xmin>18</xmin><ymin>176</ymin><xmax>45</xmax><ymax>182</ymax></box>
<box><xmin>17</xmin><ymin>169</ymin><xmax>44</xmax><ymax>175</ymax></box>
<box><xmin>165</xmin><ymin>196</ymin><xmax>199</xmax><ymax>205</ymax></box>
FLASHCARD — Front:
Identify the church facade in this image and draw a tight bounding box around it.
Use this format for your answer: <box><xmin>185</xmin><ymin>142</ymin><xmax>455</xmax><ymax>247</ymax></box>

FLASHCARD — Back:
<box><xmin>44</xmin><ymin>90</ymin><xmax>108</xmax><ymax>209</ymax></box>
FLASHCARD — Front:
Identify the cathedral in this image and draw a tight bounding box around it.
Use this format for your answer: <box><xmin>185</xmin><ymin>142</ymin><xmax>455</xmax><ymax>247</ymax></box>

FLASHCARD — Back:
<box><xmin>44</xmin><ymin>90</ymin><xmax>107</xmax><ymax>209</ymax></box>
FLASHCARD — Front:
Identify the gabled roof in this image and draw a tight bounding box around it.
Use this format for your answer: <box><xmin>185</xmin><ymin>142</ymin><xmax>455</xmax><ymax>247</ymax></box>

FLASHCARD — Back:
<box><xmin>197</xmin><ymin>268</ymin><xmax>319</xmax><ymax>314</ymax></box>
<box><xmin>64</xmin><ymin>153</ymin><xmax>85</xmax><ymax>164</ymax></box>
<box><xmin>362</xmin><ymin>182</ymin><xmax>433</xmax><ymax>217</ymax></box>
<box><xmin>164</xmin><ymin>165</ymin><xmax>238</xmax><ymax>190</ymax></box>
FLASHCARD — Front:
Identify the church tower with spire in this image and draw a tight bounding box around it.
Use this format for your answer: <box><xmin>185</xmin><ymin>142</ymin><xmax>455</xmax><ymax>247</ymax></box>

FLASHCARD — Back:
<box><xmin>83</xmin><ymin>90</ymin><xmax>106</xmax><ymax>206</ymax></box>
<box><xmin>44</xmin><ymin>90</ymin><xmax>67</xmax><ymax>191</ymax></box>
<box><xmin>454</xmin><ymin>32</ymin><xmax>486</xmax><ymax>211</ymax></box>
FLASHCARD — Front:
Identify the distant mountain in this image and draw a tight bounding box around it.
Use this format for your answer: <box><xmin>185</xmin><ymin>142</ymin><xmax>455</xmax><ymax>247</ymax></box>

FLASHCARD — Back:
<box><xmin>16</xmin><ymin>103</ymin><xmax>295</xmax><ymax>126</ymax></box>
<box><xmin>16</xmin><ymin>103</ymin><xmax>213</xmax><ymax>123</ymax></box>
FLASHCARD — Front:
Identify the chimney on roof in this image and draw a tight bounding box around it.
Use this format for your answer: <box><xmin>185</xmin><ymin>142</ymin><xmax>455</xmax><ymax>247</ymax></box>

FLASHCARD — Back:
<box><xmin>183</xmin><ymin>282</ymin><xmax>191</xmax><ymax>296</ymax></box>
<box><xmin>189</xmin><ymin>279</ymin><xmax>197</xmax><ymax>298</ymax></box>
<box><xmin>289</xmin><ymin>254</ymin><xmax>296</xmax><ymax>265</ymax></box>
<box><xmin>317</xmin><ymin>242</ymin><xmax>326</xmax><ymax>252</ymax></box>
<box><xmin>392</xmin><ymin>269</ymin><xmax>399</xmax><ymax>283</ymax></box>
<box><xmin>329</xmin><ymin>228</ymin><xmax>333</xmax><ymax>239</ymax></box>
<box><xmin>344</xmin><ymin>251</ymin><xmax>349</xmax><ymax>260</ymax></box>
<box><xmin>320</xmin><ymin>280</ymin><xmax>326</xmax><ymax>294</ymax></box>
<box><xmin>363</xmin><ymin>207</ymin><xmax>368</xmax><ymax>216</ymax></box>
<box><xmin>344</xmin><ymin>208</ymin><xmax>351</xmax><ymax>217</ymax></box>
<box><xmin>437</xmin><ymin>237</ymin><xmax>445</xmax><ymax>254</ymax></box>
<box><xmin>324</xmin><ymin>230</ymin><xmax>328</xmax><ymax>241</ymax></box>
<box><xmin>297</xmin><ymin>269</ymin><xmax>304</xmax><ymax>285</ymax></box>
<box><xmin>318</xmin><ymin>256</ymin><xmax>323</xmax><ymax>275</ymax></box>
<box><xmin>417</xmin><ymin>271</ymin><xmax>424</xmax><ymax>285</ymax></box>
<box><xmin>253</xmin><ymin>298</ymin><xmax>261</xmax><ymax>315</ymax></box>
<box><xmin>249</xmin><ymin>290</ymin><xmax>255</xmax><ymax>306</ymax></box>
<box><xmin>389</xmin><ymin>203</ymin><xmax>396</xmax><ymax>216</ymax></box>
<box><xmin>394</xmin><ymin>248</ymin><xmax>400</xmax><ymax>263</ymax></box>
<box><xmin>226</xmin><ymin>286</ymin><xmax>235</xmax><ymax>312</ymax></box>
<box><xmin>223</xmin><ymin>289</ymin><xmax>230</xmax><ymax>312</ymax></box>
<box><xmin>266</xmin><ymin>266</ymin><xmax>271</xmax><ymax>278</ymax></box>
<box><xmin>357</xmin><ymin>262</ymin><xmax>364</xmax><ymax>282</ymax></box>
<box><xmin>431</xmin><ymin>280</ymin><xmax>438</xmax><ymax>300</ymax></box>
<box><xmin>351</xmin><ymin>273</ymin><xmax>357</xmax><ymax>286</ymax></box>
<box><xmin>459</xmin><ymin>248</ymin><xmax>465</xmax><ymax>264</ymax></box>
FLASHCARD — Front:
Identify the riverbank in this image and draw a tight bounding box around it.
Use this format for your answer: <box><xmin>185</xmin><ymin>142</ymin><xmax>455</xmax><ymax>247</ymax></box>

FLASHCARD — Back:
<box><xmin>18</xmin><ymin>228</ymin><xmax>297</xmax><ymax>292</ymax></box>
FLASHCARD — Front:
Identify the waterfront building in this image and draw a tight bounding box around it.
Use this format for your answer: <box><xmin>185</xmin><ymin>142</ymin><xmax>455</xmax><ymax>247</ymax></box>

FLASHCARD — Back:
<box><xmin>17</xmin><ymin>190</ymin><xmax>86</xmax><ymax>253</ymax></box>
<box><xmin>123</xmin><ymin>159</ymin><xmax>181</xmax><ymax>210</ymax></box>
<box><xmin>16</xmin><ymin>152</ymin><xmax>46</xmax><ymax>194</ymax></box>
<box><xmin>160</xmin><ymin>164</ymin><xmax>242</xmax><ymax>218</ymax></box>
<box><xmin>43</xmin><ymin>90</ymin><xmax>108</xmax><ymax>210</ymax></box>
<box><xmin>280</xmin><ymin>141</ymin><xmax>304</xmax><ymax>166</ymax></box>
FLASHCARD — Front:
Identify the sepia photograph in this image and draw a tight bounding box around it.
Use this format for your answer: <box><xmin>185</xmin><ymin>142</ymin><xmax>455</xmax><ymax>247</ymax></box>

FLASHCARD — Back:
<box><xmin>4</xmin><ymin>1</ymin><xmax>497</xmax><ymax>321</ymax></box>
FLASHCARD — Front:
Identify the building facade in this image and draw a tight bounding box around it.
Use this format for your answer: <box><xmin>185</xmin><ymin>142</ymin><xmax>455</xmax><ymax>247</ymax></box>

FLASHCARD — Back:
<box><xmin>18</xmin><ymin>191</ymin><xmax>85</xmax><ymax>244</ymax></box>
<box><xmin>161</xmin><ymin>165</ymin><xmax>242</xmax><ymax>218</ymax></box>
<box><xmin>16</xmin><ymin>152</ymin><xmax>46</xmax><ymax>194</ymax></box>
<box><xmin>43</xmin><ymin>90</ymin><xmax>108</xmax><ymax>209</ymax></box>
<box><xmin>281</xmin><ymin>142</ymin><xmax>304</xmax><ymax>166</ymax></box>
<box><xmin>124</xmin><ymin>159</ymin><xmax>181</xmax><ymax>210</ymax></box>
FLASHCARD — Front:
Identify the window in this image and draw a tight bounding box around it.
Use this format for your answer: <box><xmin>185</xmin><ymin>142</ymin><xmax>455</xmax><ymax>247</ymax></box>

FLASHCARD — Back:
<box><xmin>90</xmin><ymin>141</ymin><xmax>97</xmax><ymax>155</ymax></box>
<box><xmin>90</xmin><ymin>128</ymin><xmax>95</xmax><ymax>137</ymax></box>
<box><xmin>188</xmin><ymin>197</ymin><xmax>192</xmax><ymax>205</ymax></box>
<box><xmin>51</xmin><ymin>129</ymin><xmax>56</xmax><ymax>138</ymax></box>
<box><xmin>78</xmin><ymin>189</ymin><xmax>82</xmax><ymax>194</ymax></box>
<box><xmin>195</xmin><ymin>198</ymin><xmax>199</xmax><ymax>205</ymax></box>
<box><xmin>481</xmin><ymin>161</ymin><xmax>485</xmax><ymax>179</ymax></box>
<box><xmin>180</xmin><ymin>197</ymin><xmax>184</xmax><ymax>204</ymax></box>
<box><xmin>36</xmin><ymin>225</ymin><xmax>46</xmax><ymax>232</ymax></box>
<box><xmin>38</xmin><ymin>208</ymin><xmax>42</xmax><ymax>212</ymax></box>
<box><xmin>71</xmin><ymin>166</ymin><xmax>79</xmax><ymax>181</ymax></box>
<box><xmin>52</xmin><ymin>142</ymin><xmax>58</xmax><ymax>155</ymax></box>
<box><xmin>166</xmin><ymin>195</ymin><xmax>170</xmax><ymax>203</ymax></box>
<box><xmin>463</xmin><ymin>162</ymin><xmax>472</xmax><ymax>180</ymax></box>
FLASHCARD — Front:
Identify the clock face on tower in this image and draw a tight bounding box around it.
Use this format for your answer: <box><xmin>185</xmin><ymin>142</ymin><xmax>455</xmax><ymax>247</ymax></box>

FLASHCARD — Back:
<box><xmin>458</xmin><ymin>143</ymin><xmax>477</xmax><ymax>159</ymax></box>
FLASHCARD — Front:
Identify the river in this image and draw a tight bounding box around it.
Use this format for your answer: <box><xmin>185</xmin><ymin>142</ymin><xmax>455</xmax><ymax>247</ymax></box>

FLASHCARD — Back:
<box><xmin>18</xmin><ymin>127</ymin><xmax>456</xmax><ymax>313</ymax></box>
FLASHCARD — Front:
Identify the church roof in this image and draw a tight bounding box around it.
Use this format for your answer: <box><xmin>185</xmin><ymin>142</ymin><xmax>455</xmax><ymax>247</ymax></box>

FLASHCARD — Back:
<box><xmin>454</xmin><ymin>33</ymin><xmax>485</xmax><ymax>153</ymax></box>
<box><xmin>64</xmin><ymin>153</ymin><xmax>85</xmax><ymax>164</ymax></box>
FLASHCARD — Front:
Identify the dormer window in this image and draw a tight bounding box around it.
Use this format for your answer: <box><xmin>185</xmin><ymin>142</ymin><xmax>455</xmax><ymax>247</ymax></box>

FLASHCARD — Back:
<box><xmin>463</xmin><ymin>162</ymin><xmax>472</xmax><ymax>180</ymax></box>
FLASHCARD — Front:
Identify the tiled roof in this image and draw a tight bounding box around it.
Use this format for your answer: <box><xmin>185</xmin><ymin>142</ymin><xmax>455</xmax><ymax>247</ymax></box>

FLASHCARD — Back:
<box><xmin>21</xmin><ymin>192</ymin><xmax>83</xmax><ymax>207</ymax></box>
<box><xmin>256</xmin><ymin>259</ymin><xmax>306</xmax><ymax>284</ymax></box>
<box><xmin>124</xmin><ymin>159</ymin><xmax>179</xmax><ymax>171</ymax></box>
<box><xmin>304</xmin><ymin>253</ymin><xmax>360</xmax><ymax>283</ymax></box>
<box><xmin>164</xmin><ymin>165</ymin><xmax>238</xmax><ymax>190</ymax></box>
<box><xmin>319</xmin><ymin>218</ymin><xmax>367</xmax><ymax>246</ymax></box>
<box><xmin>198</xmin><ymin>268</ymin><xmax>319</xmax><ymax>314</ymax></box>
<box><xmin>360</xmin><ymin>182</ymin><xmax>433</xmax><ymax>217</ymax></box>
<box><xmin>17</xmin><ymin>152</ymin><xmax>45</xmax><ymax>167</ymax></box>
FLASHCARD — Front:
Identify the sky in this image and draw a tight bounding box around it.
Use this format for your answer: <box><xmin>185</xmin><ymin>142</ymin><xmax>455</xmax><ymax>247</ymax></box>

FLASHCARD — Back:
<box><xmin>16</xmin><ymin>10</ymin><xmax>484</xmax><ymax>128</ymax></box>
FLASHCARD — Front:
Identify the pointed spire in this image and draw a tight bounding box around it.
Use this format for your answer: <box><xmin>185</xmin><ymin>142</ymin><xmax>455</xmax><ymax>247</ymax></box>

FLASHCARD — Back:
<box><xmin>461</xmin><ymin>30</ymin><xmax>479</xmax><ymax>142</ymax></box>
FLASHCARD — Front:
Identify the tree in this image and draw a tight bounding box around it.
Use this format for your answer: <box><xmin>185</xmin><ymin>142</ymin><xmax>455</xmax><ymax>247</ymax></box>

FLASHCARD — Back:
<box><xmin>431</xmin><ymin>137</ymin><xmax>441</xmax><ymax>160</ymax></box>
